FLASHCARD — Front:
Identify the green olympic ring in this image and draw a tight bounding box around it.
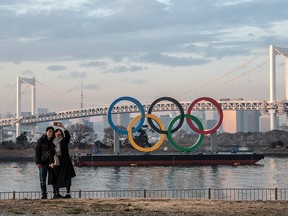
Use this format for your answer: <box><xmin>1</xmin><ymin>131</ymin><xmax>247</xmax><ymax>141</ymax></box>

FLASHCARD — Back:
<box><xmin>167</xmin><ymin>114</ymin><xmax>204</xmax><ymax>152</ymax></box>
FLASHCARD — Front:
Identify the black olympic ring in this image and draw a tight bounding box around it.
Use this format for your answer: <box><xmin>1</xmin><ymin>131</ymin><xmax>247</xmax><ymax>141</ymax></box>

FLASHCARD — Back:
<box><xmin>147</xmin><ymin>97</ymin><xmax>185</xmax><ymax>134</ymax></box>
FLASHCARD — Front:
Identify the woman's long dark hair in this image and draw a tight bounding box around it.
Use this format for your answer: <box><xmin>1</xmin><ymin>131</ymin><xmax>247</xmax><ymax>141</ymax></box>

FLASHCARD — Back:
<box><xmin>54</xmin><ymin>128</ymin><xmax>64</xmax><ymax>137</ymax></box>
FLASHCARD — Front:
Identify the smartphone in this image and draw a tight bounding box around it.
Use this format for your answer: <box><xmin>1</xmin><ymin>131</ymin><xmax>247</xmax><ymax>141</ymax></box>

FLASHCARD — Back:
<box><xmin>53</xmin><ymin>122</ymin><xmax>61</xmax><ymax>127</ymax></box>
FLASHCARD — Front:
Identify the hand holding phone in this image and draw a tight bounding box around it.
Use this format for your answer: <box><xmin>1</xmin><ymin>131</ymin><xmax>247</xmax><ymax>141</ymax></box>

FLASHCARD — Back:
<box><xmin>53</xmin><ymin>122</ymin><xmax>62</xmax><ymax>127</ymax></box>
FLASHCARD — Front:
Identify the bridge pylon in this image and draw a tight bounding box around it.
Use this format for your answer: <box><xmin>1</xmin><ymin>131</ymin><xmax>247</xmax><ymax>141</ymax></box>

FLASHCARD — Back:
<box><xmin>16</xmin><ymin>76</ymin><xmax>36</xmax><ymax>141</ymax></box>
<box><xmin>269</xmin><ymin>45</ymin><xmax>288</xmax><ymax>130</ymax></box>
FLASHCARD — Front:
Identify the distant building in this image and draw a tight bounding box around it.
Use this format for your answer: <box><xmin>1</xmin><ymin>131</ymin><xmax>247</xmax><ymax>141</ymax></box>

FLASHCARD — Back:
<box><xmin>78</xmin><ymin>118</ymin><xmax>93</xmax><ymax>129</ymax></box>
<box><xmin>159</xmin><ymin>114</ymin><xmax>172</xmax><ymax>130</ymax></box>
<box><xmin>206</xmin><ymin>119</ymin><xmax>218</xmax><ymax>131</ymax></box>
<box><xmin>21</xmin><ymin>111</ymin><xmax>31</xmax><ymax>117</ymax></box>
<box><xmin>37</xmin><ymin>108</ymin><xmax>49</xmax><ymax>133</ymax></box>
<box><xmin>222</xmin><ymin>110</ymin><xmax>243</xmax><ymax>133</ymax></box>
<box><xmin>102</xmin><ymin>114</ymin><xmax>124</xmax><ymax>129</ymax></box>
<box><xmin>0</xmin><ymin>127</ymin><xmax>3</xmax><ymax>143</ymax></box>
<box><xmin>119</xmin><ymin>113</ymin><xmax>130</xmax><ymax>129</ymax></box>
<box><xmin>102</xmin><ymin>115</ymin><xmax>109</xmax><ymax>129</ymax></box>
<box><xmin>222</xmin><ymin>110</ymin><xmax>261</xmax><ymax>133</ymax></box>
<box><xmin>93</xmin><ymin>122</ymin><xmax>104</xmax><ymax>140</ymax></box>
<box><xmin>259</xmin><ymin>115</ymin><xmax>279</xmax><ymax>132</ymax></box>
<box><xmin>20</xmin><ymin>112</ymin><xmax>32</xmax><ymax>134</ymax></box>
<box><xmin>243</xmin><ymin>111</ymin><xmax>260</xmax><ymax>132</ymax></box>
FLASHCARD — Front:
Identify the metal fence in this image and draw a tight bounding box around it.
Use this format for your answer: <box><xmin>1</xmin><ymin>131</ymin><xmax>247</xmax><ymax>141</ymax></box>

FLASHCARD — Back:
<box><xmin>1</xmin><ymin>188</ymin><xmax>288</xmax><ymax>200</ymax></box>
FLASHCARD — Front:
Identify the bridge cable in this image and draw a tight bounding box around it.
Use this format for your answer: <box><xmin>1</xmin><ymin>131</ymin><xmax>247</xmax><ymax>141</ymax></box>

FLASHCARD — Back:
<box><xmin>36</xmin><ymin>80</ymin><xmax>105</xmax><ymax>107</ymax></box>
<box><xmin>169</xmin><ymin>49</ymin><xmax>269</xmax><ymax>100</ymax></box>
<box><xmin>0</xmin><ymin>82</ymin><xmax>16</xmax><ymax>106</ymax></box>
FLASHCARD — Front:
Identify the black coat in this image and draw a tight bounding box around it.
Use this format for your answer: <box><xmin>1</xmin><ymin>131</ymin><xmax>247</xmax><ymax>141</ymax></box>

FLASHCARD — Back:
<box><xmin>48</xmin><ymin>129</ymin><xmax>76</xmax><ymax>188</ymax></box>
<box><xmin>35</xmin><ymin>134</ymin><xmax>53</xmax><ymax>165</ymax></box>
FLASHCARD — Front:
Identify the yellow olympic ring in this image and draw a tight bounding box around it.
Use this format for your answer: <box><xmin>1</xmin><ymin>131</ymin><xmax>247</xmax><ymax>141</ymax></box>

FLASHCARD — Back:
<box><xmin>128</xmin><ymin>114</ymin><xmax>166</xmax><ymax>152</ymax></box>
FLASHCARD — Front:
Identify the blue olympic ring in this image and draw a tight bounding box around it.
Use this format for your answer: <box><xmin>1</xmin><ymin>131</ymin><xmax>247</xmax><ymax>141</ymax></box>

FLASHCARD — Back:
<box><xmin>107</xmin><ymin>96</ymin><xmax>145</xmax><ymax>135</ymax></box>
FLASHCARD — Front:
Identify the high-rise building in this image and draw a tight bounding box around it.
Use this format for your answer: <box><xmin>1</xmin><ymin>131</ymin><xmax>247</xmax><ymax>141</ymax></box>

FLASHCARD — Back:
<box><xmin>159</xmin><ymin>114</ymin><xmax>172</xmax><ymax>130</ymax></box>
<box><xmin>102</xmin><ymin>115</ymin><xmax>109</xmax><ymax>129</ymax></box>
<box><xmin>103</xmin><ymin>113</ymin><xmax>125</xmax><ymax>128</ymax></box>
<box><xmin>243</xmin><ymin>111</ymin><xmax>260</xmax><ymax>132</ymax></box>
<box><xmin>206</xmin><ymin>119</ymin><xmax>218</xmax><ymax>131</ymax></box>
<box><xmin>182</xmin><ymin>111</ymin><xmax>206</xmax><ymax>134</ymax></box>
<box><xmin>119</xmin><ymin>113</ymin><xmax>130</xmax><ymax>129</ymax></box>
<box><xmin>78</xmin><ymin>118</ymin><xmax>93</xmax><ymax>129</ymax></box>
<box><xmin>222</xmin><ymin>110</ymin><xmax>261</xmax><ymax>133</ymax></box>
<box><xmin>222</xmin><ymin>110</ymin><xmax>244</xmax><ymax>133</ymax></box>
<box><xmin>0</xmin><ymin>127</ymin><xmax>3</xmax><ymax>143</ymax></box>
<box><xmin>259</xmin><ymin>115</ymin><xmax>279</xmax><ymax>132</ymax></box>
<box><xmin>103</xmin><ymin>114</ymin><xmax>120</xmax><ymax>129</ymax></box>
<box><xmin>93</xmin><ymin>121</ymin><xmax>104</xmax><ymax>139</ymax></box>
<box><xmin>37</xmin><ymin>108</ymin><xmax>49</xmax><ymax>133</ymax></box>
<box><xmin>259</xmin><ymin>115</ymin><xmax>270</xmax><ymax>132</ymax></box>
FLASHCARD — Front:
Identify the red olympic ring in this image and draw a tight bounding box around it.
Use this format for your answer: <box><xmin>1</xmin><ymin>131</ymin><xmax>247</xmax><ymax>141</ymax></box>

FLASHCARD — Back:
<box><xmin>186</xmin><ymin>97</ymin><xmax>223</xmax><ymax>134</ymax></box>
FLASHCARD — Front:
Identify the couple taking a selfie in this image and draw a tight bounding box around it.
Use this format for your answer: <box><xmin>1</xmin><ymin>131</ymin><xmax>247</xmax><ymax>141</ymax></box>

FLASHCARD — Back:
<box><xmin>35</xmin><ymin>122</ymin><xmax>76</xmax><ymax>199</ymax></box>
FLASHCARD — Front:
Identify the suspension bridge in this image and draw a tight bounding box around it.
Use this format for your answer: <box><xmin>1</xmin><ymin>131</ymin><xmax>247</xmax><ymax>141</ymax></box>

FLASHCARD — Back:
<box><xmin>0</xmin><ymin>45</ymin><xmax>287</xmax><ymax>142</ymax></box>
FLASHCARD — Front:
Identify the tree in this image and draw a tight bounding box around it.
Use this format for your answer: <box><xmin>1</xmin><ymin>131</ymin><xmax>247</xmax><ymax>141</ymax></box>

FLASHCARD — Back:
<box><xmin>125</xmin><ymin>124</ymin><xmax>158</xmax><ymax>149</ymax></box>
<box><xmin>103</xmin><ymin>127</ymin><xmax>114</xmax><ymax>147</ymax></box>
<box><xmin>16</xmin><ymin>132</ymin><xmax>28</xmax><ymax>145</ymax></box>
<box><xmin>132</xmin><ymin>126</ymin><xmax>151</xmax><ymax>148</ymax></box>
<box><xmin>102</xmin><ymin>126</ymin><xmax>129</xmax><ymax>147</ymax></box>
<box><xmin>68</xmin><ymin>123</ymin><xmax>97</xmax><ymax>148</ymax></box>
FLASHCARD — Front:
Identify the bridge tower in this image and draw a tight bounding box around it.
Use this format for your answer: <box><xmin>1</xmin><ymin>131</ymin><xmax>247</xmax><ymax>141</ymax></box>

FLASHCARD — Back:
<box><xmin>269</xmin><ymin>45</ymin><xmax>288</xmax><ymax>130</ymax></box>
<box><xmin>16</xmin><ymin>76</ymin><xmax>36</xmax><ymax>141</ymax></box>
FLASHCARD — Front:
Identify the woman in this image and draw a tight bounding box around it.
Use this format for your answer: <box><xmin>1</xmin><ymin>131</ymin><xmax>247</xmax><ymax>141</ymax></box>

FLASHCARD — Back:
<box><xmin>49</xmin><ymin>123</ymin><xmax>76</xmax><ymax>198</ymax></box>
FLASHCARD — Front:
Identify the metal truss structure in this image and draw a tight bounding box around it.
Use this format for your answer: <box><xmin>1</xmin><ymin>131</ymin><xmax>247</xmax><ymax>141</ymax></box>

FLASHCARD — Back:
<box><xmin>1</xmin><ymin>100</ymin><xmax>287</xmax><ymax>127</ymax></box>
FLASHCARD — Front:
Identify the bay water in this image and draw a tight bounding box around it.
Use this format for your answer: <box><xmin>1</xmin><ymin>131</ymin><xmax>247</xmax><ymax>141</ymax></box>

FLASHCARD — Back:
<box><xmin>0</xmin><ymin>157</ymin><xmax>287</xmax><ymax>192</ymax></box>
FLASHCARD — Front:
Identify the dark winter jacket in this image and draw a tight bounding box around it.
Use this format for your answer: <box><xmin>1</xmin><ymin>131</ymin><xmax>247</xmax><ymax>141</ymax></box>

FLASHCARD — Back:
<box><xmin>35</xmin><ymin>134</ymin><xmax>53</xmax><ymax>165</ymax></box>
<box><xmin>48</xmin><ymin>129</ymin><xmax>76</xmax><ymax>187</ymax></box>
<box><xmin>49</xmin><ymin>130</ymin><xmax>72</xmax><ymax>163</ymax></box>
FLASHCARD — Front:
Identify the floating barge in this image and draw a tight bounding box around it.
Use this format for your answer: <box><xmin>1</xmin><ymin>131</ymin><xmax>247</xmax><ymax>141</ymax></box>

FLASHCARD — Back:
<box><xmin>73</xmin><ymin>153</ymin><xmax>264</xmax><ymax>167</ymax></box>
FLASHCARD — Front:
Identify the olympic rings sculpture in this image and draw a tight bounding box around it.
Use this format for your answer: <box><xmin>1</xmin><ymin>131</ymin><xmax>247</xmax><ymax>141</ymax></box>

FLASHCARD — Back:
<box><xmin>107</xmin><ymin>96</ymin><xmax>223</xmax><ymax>153</ymax></box>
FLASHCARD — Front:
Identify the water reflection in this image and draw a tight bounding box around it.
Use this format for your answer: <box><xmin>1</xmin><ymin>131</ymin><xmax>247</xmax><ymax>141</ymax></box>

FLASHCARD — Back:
<box><xmin>1</xmin><ymin>157</ymin><xmax>288</xmax><ymax>192</ymax></box>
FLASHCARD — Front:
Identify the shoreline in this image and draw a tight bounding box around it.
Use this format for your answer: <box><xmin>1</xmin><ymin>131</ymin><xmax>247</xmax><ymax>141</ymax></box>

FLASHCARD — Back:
<box><xmin>1</xmin><ymin>147</ymin><xmax>288</xmax><ymax>163</ymax></box>
<box><xmin>0</xmin><ymin>151</ymin><xmax>287</xmax><ymax>163</ymax></box>
<box><xmin>0</xmin><ymin>157</ymin><xmax>35</xmax><ymax>162</ymax></box>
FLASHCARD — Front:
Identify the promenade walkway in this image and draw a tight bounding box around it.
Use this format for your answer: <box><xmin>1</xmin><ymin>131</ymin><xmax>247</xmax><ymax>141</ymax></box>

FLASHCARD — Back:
<box><xmin>0</xmin><ymin>198</ymin><xmax>287</xmax><ymax>215</ymax></box>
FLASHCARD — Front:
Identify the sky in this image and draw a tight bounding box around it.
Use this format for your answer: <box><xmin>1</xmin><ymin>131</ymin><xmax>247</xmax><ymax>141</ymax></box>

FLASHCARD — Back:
<box><xmin>0</xmin><ymin>0</ymin><xmax>288</xmax><ymax>113</ymax></box>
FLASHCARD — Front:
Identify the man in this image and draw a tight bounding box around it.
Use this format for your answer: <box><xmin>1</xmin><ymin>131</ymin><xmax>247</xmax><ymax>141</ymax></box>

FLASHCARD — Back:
<box><xmin>35</xmin><ymin>126</ymin><xmax>54</xmax><ymax>199</ymax></box>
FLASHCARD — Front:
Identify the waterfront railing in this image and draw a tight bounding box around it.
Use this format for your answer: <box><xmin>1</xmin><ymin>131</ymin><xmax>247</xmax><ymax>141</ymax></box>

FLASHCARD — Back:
<box><xmin>1</xmin><ymin>188</ymin><xmax>288</xmax><ymax>200</ymax></box>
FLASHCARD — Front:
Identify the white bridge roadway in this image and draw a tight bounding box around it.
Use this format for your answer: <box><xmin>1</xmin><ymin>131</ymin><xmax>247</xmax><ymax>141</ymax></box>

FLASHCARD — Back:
<box><xmin>0</xmin><ymin>99</ymin><xmax>288</xmax><ymax>127</ymax></box>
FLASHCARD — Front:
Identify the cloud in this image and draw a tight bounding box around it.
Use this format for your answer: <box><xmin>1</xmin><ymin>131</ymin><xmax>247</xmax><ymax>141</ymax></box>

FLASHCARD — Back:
<box><xmin>103</xmin><ymin>65</ymin><xmax>147</xmax><ymax>73</ymax></box>
<box><xmin>47</xmin><ymin>65</ymin><xmax>66</xmax><ymax>71</ymax></box>
<box><xmin>79</xmin><ymin>61</ymin><xmax>107</xmax><ymax>68</ymax></box>
<box><xmin>69</xmin><ymin>71</ymin><xmax>88</xmax><ymax>79</ymax></box>
<box><xmin>66</xmin><ymin>83</ymin><xmax>99</xmax><ymax>93</ymax></box>
<box><xmin>138</xmin><ymin>52</ymin><xmax>209</xmax><ymax>66</ymax></box>
<box><xmin>21</xmin><ymin>70</ymin><xmax>34</xmax><ymax>76</ymax></box>
<box><xmin>84</xmin><ymin>84</ymin><xmax>99</xmax><ymax>90</ymax></box>
<box><xmin>0</xmin><ymin>0</ymin><xmax>287</xmax><ymax>66</ymax></box>
<box><xmin>57</xmin><ymin>71</ymin><xmax>88</xmax><ymax>79</ymax></box>
<box><xmin>130</xmin><ymin>79</ymin><xmax>146</xmax><ymax>85</ymax></box>
<box><xmin>121</xmin><ymin>77</ymin><xmax>146</xmax><ymax>85</ymax></box>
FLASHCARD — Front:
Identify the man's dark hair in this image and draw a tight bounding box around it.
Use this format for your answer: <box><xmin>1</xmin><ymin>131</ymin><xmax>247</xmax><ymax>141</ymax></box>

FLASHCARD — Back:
<box><xmin>46</xmin><ymin>126</ymin><xmax>54</xmax><ymax>132</ymax></box>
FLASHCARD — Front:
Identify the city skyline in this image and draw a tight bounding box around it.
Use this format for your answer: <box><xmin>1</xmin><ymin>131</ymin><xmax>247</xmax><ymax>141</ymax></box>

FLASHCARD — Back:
<box><xmin>0</xmin><ymin>0</ymin><xmax>288</xmax><ymax>113</ymax></box>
